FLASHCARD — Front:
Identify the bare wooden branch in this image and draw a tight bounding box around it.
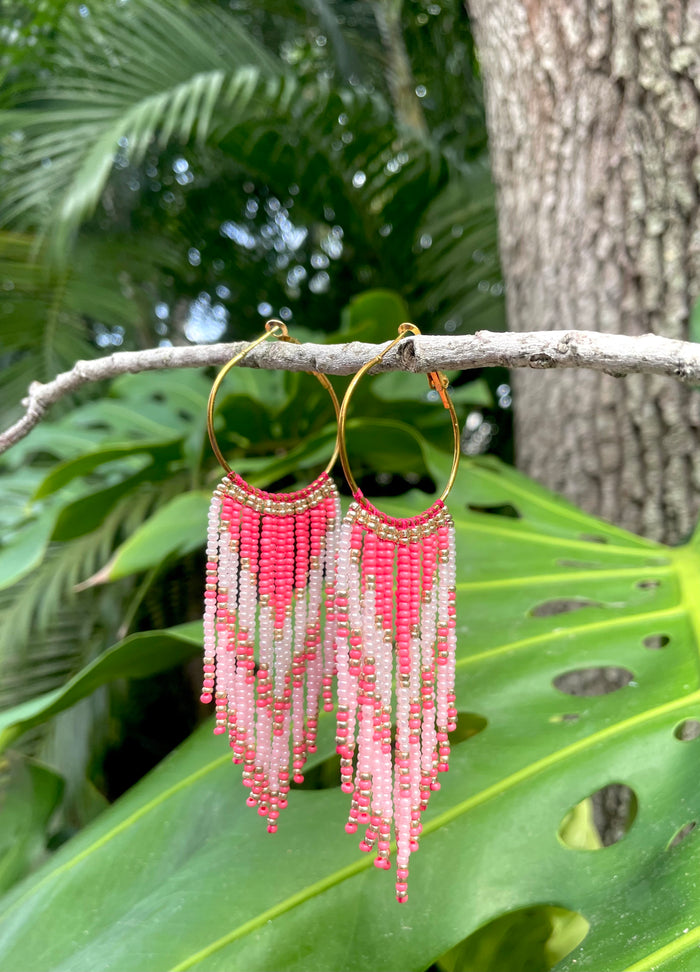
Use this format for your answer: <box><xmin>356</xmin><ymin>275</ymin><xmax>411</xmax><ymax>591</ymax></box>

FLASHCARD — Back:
<box><xmin>2</xmin><ymin>328</ymin><xmax>700</xmax><ymax>455</ymax></box>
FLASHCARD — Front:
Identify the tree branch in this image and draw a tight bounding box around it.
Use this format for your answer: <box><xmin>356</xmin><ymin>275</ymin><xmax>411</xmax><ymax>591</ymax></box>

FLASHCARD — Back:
<box><xmin>3</xmin><ymin>328</ymin><xmax>700</xmax><ymax>455</ymax></box>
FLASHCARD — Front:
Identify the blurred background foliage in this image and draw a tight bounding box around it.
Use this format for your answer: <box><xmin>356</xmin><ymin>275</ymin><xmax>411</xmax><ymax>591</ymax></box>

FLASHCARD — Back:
<box><xmin>0</xmin><ymin>0</ymin><xmax>507</xmax><ymax>865</ymax></box>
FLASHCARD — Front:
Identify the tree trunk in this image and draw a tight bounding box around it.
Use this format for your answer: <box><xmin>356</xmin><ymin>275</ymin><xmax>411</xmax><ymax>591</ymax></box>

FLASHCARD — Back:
<box><xmin>466</xmin><ymin>0</ymin><xmax>700</xmax><ymax>542</ymax></box>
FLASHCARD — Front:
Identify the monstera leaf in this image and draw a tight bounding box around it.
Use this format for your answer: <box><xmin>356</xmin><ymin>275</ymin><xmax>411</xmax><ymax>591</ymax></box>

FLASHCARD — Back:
<box><xmin>0</xmin><ymin>458</ymin><xmax>699</xmax><ymax>972</ymax></box>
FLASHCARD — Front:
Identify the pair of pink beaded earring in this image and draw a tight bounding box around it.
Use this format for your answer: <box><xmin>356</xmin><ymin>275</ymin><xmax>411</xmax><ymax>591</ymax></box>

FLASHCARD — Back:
<box><xmin>201</xmin><ymin>321</ymin><xmax>460</xmax><ymax>902</ymax></box>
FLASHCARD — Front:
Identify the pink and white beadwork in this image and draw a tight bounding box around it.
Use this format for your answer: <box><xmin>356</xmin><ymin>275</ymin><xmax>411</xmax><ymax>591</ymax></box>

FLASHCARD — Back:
<box><xmin>201</xmin><ymin>470</ymin><xmax>340</xmax><ymax>832</ymax></box>
<box><xmin>335</xmin><ymin>491</ymin><xmax>457</xmax><ymax>903</ymax></box>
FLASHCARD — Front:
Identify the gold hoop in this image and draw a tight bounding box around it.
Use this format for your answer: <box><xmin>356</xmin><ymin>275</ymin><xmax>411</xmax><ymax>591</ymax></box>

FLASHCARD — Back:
<box><xmin>337</xmin><ymin>323</ymin><xmax>461</xmax><ymax>503</ymax></box>
<box><xmin>206</xmin><ymin>320</ymin><xmax>340</xmax><ymax>475</ymax></box>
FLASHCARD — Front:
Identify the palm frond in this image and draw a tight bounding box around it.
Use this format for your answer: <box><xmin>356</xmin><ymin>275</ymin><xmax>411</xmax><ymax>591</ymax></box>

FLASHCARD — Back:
<box><xmin>0</xmin><ymin>0</ymin><xmax>280</xmax><ymax>247</ymax></box>
<box><xmin>2</xmin><ymin>0</ymin><xmax>498</xmax><ymax>339</ymax></box>
<box><xmin>0</xmin><ymin>466</ymin><xmax>189</xmax><ymax>680</ymax></box>
<box><xmin>0</xmin><ymin>228</ymin><xmax>186</xmax><ymax>428</ymax></box>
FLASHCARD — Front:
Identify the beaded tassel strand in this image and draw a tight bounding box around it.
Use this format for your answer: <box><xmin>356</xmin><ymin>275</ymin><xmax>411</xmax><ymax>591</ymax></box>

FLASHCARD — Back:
<box><xmin>335</xmin><ymin>491</ymin><xmax>457</xmax><ymax>902</ymax></box>
<box><xmin>201</xmin><ymin>470</ymin><xmax>341</xmax><ymax>831</ymax></box>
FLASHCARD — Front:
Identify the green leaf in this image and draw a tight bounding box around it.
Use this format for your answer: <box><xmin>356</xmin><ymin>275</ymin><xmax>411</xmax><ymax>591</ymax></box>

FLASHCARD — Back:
<box><xmin>435</xmin><ymin>905</ymin><xmax>590</xmax><ymax>972</ymax></box>
<box><xmin>0</xmin><ymin>622</ymin><xmax>202</xmax><ymax>752</ymax></box>
<box><xmin>50</xmin><ymin>462</ymin><xmax>156</xmax><ymax>543</ymax></box>
<box><xmin>2</xmin><ymin>460</ymin><xmax>700</xmax><ymax>970</ymax></box>
<box><xmin>337</xmin><ymin>288</ymin><xmax>410</xmax><ymax>343</ymax></box>
<box><xmin>0</xmin><ymin>754</ymin><xmax>64</xmax><ymax>894</ymax></box>
<box><xmin>34</xmin><ymin>441</ymin><xmax>181</xmax><ymax>499</ymax></box>
<box><xmin>415</xmin><ymin>164</ymin><xmax>503</xmax><ymax>332</ymax></box>
<box><xmin>689</xmin><ymin>296</ymin><xmax>700</xmax><ymax>345</ymax></box>
<box><xmin>0</xmin><ymin>511</ymin><xmax>56</xmax><ymax>591</ymax></box>
<box><xmin>448</xmin><ymin>380</ymin><xmax>493</xmax><ymax>407</ymax></box>
<box><xmin>372</xmin><ymin>373</ymin><xmax>492</xmax><ymax>408</ymax></box>
<box><xmin>106</xmin><ymin>492</ymin><xmax>210</xmax><ymax>579</ymax></box>
<box><xmin>556</xmin><ymin>798</ymin><xmax>603</xmax><ymax>852</ymax></box>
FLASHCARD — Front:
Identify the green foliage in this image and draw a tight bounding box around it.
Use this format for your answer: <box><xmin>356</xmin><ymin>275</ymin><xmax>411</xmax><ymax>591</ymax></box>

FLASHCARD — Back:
<box><xmin>689</xmin><ymin>295</ymin><xmax>700</xmax><ymax>345</ymax></box>
<box><xmin>0</xmin><ymin>0</ymin><xmax>279</xmax><ymax>239</ymax></box>
<box><xmin>0</xmin><ymin>231</ymin><xmax>183</xmax><ymax>427</ymax></box>
<box><xmin>0</xmin><ymin>0</ymin><xmax>501</xmax><ymax>351</ymax></box>
<box><xmin>436</xmin><ymin>905</ymin><xmax>589</xmax><ymax>972</ymax></box>
<box><xmin>0</xmin><ymin>754</ymin><xmax>64</xmax><ymax>894</ymax></box>
<box><xmin>105</xmin><ymin>494</ymin><xmax>210</xmax><ymax>579</ymax></box>
<box><xmin>0</xmin><ymin>622</ymin><xmax>202</xmax><ymax>751</ymax></box>
<box><xmin>1</xmin><ymin>460</ymin><xmax>700</xmax><ymax>970</ymax></box>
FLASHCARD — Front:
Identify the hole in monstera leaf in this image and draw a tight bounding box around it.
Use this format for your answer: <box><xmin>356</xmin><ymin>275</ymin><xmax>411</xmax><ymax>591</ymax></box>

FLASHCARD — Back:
<box><xmin>674</xmin><ymin>719</ymin><xmax>700</xmax><ymax>741</ymax></box>
<box><xmin>450</xmin><ymin>712</ymin><xmax>488</xmax><ymax>744</ymax></box>
<box><xmin>558</xmin><ymin>785</ymin><xmax>638</xmax><ymax>849</ymax></box>
<box><xmin>467</xmin><ymin>503</ymin><xmax>520</xmax><ymax>518</ymax></box>
<box><xmin>431</xmin><ymin>904</ymin><xmax>589</xmax><ymax>972</ymax></box>
<box><xmin>556</xmin><ymin>559</ymin><xmax>603</xmax><ymax>569</ymax></box>
<box><xmin>549</xmin><ymin>713</ymin><xmax>580</xmax><ymax>724</ymax></box>
<box><xmin>636</xmin><ymin>579</ymin><xmax>660</xmax><ymax>590</ymax></box>
<box><xmin>579</xmin><ymin>534</ymin><xmax>609</xmax><ymax>544</ymax></box>
<box><xmin>290</xmin><ymin>753</ymin><xmax>341</xmax><ymax>790</ymax></box>
<box><xmin>553</xmin><ymin>667</ymin><xmax>634</xmax><ymax>696</ymax></box>
<box><xmin>644</xmin><ymin>634</ymin><xmax>670</xmax><ymax>650</ymax></box>
<box><xmin>668</xmin><ymin>821</ymin><xmax>697</xmax><ymax>848</ymax></box>
<box><xmin>530</xmin><ymin>598</ymin><xmax>603</xmax><ymax>618</ymax></box>
<box><xmin>293</xmin><ymin>713</ymin><xmax>487</xmax><ymax>792</ymax></box>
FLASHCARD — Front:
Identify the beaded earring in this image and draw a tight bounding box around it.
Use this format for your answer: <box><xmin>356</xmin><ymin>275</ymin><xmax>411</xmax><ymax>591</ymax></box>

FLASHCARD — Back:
<box><xmin>201</xmin><ymin>321</ymin><xmax>341</xmax><ymax>832</ymax></box>
<box><xmin>334</xmin><ymin>323</ymin><xmax>460</xmax><ymax>903</ymax></box>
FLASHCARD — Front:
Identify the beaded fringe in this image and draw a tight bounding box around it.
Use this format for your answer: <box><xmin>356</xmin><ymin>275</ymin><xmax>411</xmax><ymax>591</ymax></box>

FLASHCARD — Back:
<box><xmin>201</xmin><ymin>470</ymin><xmax>340</xmax><ymax>832</ymax></box>
<box><xmin>335</xmin><ymin>492</ymin><xmax>457</xmax><ymax>903</ymax></box>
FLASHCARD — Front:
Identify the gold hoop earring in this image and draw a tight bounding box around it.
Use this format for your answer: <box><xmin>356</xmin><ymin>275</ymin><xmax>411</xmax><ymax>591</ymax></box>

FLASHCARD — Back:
<box><xmin>201</xmin><ymin>320</ymin><xmax>341</xmax><ymax>833</ymax></box>
<box><xmin>334</xmin><ymin>322</ymin><xmax>460</xmax><ymax>903</ymax></box>
<box><xmin>206</xmin><ymin>319</ymin><xmax>339</xmax><ymax>474</ymax></box>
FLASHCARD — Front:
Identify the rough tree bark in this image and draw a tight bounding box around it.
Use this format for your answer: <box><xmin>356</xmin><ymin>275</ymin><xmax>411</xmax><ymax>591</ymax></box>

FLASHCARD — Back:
<box><xmin>466</xmin><ymin>0</ymin><xmax>700</xmax><ymax>542</ymax></box>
